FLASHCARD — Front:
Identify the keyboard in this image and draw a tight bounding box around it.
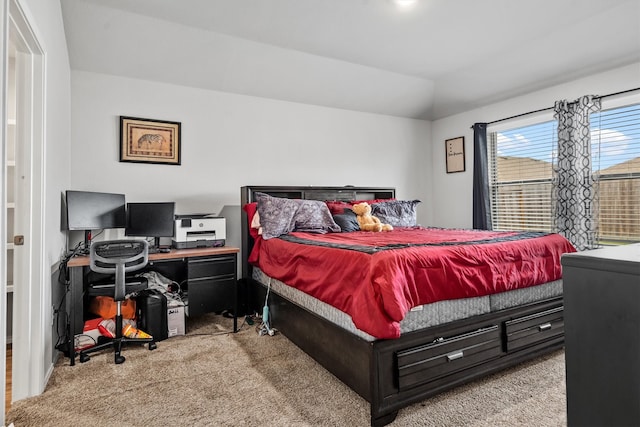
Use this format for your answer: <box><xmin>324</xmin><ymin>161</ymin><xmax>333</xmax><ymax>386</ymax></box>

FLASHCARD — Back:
<box><xmin>88</xmin><ymin>277</ymin><xmax>148</xmax><ymax>296</ymax></box>
<box><xmin>94</xmin><ymin>241</ymin><xmax>146</xmax><ymax>259</ymax></box>
<box><xmin>148</xmin><ymin>246</ymin><xmax>171</xmax><ymax>254</ymax></box>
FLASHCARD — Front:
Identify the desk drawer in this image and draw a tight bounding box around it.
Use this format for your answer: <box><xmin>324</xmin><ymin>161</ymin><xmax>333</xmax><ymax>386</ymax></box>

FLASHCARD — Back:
<box><xmin>397</xmin><ymin>325</ymin><xmax>501</xmax><ymax>391</ymax></box>
<box><xmin>188</xmin><ymin>255</ymin><xmax>236</xmax><ymax>279</ymax></box>
<box><xmin>187</xmin><ymin>254</ymin><xmax>237</xmax><ymax>316</ymax></box>
<box><xmin>505</xmin><ymin>306</ymin><xmax>564</xmax><ymax>352</ymax></box>
<box><xmin>188</xmin><ymin>276</ymin><xmax>235</xmax><ymax>316</ymax></box>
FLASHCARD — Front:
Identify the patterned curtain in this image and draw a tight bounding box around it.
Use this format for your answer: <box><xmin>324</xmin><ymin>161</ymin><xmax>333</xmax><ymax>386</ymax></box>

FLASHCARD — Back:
<box><xmin>472</xmin><ymin>123</ymin><xmax>492</xmax><ymax>230</ymax></box>
<box><xmin>552</xmin><ymin>95</ymin><xmax>601</xmax><ymax>250</ymax></box>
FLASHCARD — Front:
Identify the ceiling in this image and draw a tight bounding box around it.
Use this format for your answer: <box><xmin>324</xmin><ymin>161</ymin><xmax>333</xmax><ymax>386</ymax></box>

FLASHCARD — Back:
<box><xmin>60</xmin><ymin>0</ymin><xmax>640</xmax><ymax>120</ymax></box>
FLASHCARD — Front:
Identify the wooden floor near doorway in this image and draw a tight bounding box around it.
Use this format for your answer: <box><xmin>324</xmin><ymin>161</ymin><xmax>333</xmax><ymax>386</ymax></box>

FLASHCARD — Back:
<box><xmin>5</xmin><ymin>345</ymin><xmax>11</xmax><ymax>413</ymax></box>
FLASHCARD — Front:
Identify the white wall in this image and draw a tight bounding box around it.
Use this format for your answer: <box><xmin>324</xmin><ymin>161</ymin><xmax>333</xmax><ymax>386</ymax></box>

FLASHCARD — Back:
<box><xmin>34</xmin><ymin>0</ymin><xmax>72</xmax><ymax>266</ymax></box>
<box><xmin>24</xmin><ymin>0</ymin><xmax>71</xmax><ymax>393</ymax></box>
<box><xmin>430</xmin><ymin>62</ymin><xmax>640</xmax><ymax>229</ymax></box>
<box><xmin>69</xmin><ymin>70</ymin><xmax>433</xmax><ymax>250</ymax></box>
<box><xmin>34</xmin><ymin>0</ymin><xmax>71</xmax><ymax>377</ymax></box>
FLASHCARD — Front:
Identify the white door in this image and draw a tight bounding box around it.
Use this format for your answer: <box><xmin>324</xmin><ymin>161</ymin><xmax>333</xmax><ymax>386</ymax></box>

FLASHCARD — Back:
<box><xmin>3</xmin><ymin>34</ymin><xmax>17</xmax><ymax>420</ymax></box>
<box><xmin>10</xmin><ymin>40</ymin><xmax>31</xmax><ymax>403</ymax></box>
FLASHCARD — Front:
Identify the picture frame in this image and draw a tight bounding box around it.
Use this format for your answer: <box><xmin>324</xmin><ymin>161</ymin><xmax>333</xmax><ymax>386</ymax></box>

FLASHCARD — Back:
<box><xmin>445</xmin><ymin>136</ymin><xmax>465</xmax><ymax>173</ymax></box>
<box><xmin>120</xmin><ymin>116</ymin><xmax>181</xmax><ymax>165</ymax></box>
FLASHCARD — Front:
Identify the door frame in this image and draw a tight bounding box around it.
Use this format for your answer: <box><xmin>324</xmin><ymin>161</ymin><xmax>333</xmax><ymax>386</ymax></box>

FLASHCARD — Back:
<box><xmin>1</xmin><ymin>0</ymin><xmax>46</xmax><ymax>422</ymax></box>
<box><xmin>0</xmin><ymin>0</ymin><xmax>8</xmax><ymax>421</ymax></box>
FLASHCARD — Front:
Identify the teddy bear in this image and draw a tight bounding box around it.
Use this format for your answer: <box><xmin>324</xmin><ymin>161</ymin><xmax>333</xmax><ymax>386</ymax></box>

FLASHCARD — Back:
<box><xmin>351</xmin><ymin>202</ymin><xmax>393</xmax><ymax>232</ymax></box>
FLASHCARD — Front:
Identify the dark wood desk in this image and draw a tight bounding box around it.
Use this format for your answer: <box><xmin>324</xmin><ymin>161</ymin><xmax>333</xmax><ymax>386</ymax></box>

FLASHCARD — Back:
<box><xmin>65</xmin><ymin>246</ymin><xmax>240</xmax><ymax>365</ymax></box>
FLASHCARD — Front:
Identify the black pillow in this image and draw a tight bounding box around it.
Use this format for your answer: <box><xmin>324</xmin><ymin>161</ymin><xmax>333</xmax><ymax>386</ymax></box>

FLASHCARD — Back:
<box><xmin>332</xmin><ymin>209</ymin><xmax>360</xmax><ymax>232</ymax></box>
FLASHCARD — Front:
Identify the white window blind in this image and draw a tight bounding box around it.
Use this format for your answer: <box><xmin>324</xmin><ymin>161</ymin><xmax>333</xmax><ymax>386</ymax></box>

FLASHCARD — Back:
<box><xmin>489</xmin><ymin>121</ymin><xmax>556</xmax><ymax>232</ymax></box>
<box><xmin>591</xmin><ymin>103</ymin><xmax>640</xmax><ymax>244</ymax></box>
<box><xmin>488</xmin><ymin>101</ymin><xmax>640</xmax><ymax>245</ymax></box>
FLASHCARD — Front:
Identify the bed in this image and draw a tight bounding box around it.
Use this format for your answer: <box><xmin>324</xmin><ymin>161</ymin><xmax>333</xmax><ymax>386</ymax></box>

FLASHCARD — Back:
<box><xmin>240</xmin><ymin>185</ymin><xmax>575</xmax><ymax>426</ymax></box>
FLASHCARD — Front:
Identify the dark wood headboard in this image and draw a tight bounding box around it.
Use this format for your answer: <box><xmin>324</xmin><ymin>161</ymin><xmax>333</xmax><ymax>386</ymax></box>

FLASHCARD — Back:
<box><xmin>239</xmin><ymin>185</ymin><xmax>395</xmax><ymax>280</ymax></box>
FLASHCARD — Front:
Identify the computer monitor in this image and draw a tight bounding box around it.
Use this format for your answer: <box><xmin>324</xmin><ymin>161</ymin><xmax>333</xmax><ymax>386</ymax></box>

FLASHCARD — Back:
<box><xmin>125</xmin><ymin>202</ymin><xmax>175</xmax><ymax>250</ymax></box>
<box><xmin>65</xmin><ymin>190</ymin><xmax>127</xmax><ymax>249</ymax></box>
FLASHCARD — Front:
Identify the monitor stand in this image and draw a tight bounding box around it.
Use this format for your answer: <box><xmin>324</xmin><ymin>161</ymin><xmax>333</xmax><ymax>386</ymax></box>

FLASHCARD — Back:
<box><xmin>147</xmin><ymin>237</ymin><xmax>162</xmax><ymax>254</ymax></box>
<box><xmin>80</xmin><ymin>230</ymin><xmax>92</xmax><ymax>255</ymax></box>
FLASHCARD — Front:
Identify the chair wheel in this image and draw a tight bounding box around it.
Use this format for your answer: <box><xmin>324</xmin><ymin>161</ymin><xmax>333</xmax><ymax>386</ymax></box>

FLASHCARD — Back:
<box><xmin>79</xmin><ymin>354</ymin><xmax>90</xmax><ymax>363</ymax></box>
<box><xmin>149</xmin><ymin>342</ymin><xmax>157</xmax><ymax>351</ymax></box>
<box><xmin>115</xmin><ymin>355</ymin><xmax>126</xmax><ymax>364</ymax></box>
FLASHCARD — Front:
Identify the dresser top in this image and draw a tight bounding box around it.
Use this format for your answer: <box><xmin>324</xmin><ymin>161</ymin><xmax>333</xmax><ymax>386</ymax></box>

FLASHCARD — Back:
<box><xmin>562</xmin><ymin>243</ymin><xmax>640</xmax><ymax>274</ymax></box>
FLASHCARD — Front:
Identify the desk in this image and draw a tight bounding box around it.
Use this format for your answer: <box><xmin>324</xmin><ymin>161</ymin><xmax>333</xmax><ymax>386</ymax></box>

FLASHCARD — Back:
<box><xmin>65</xmin><ymin>246</ymin><xmax>240</xmax><ymax>365</ymax></box>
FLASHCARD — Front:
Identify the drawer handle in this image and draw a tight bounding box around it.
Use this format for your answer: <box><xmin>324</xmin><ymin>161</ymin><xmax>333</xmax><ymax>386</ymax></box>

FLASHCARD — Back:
<box><xmin>446</xmin><ymin>351</ymin><xmax>464</xmax><ymax>362</ymax></box>
<box><xmin>538</xmin><ymin>322</ymin><xmax>552</xmax><ymax>331</ymax></box>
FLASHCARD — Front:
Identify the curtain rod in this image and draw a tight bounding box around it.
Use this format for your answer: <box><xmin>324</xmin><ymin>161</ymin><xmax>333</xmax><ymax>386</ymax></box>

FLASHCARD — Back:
<box><xmin>472</xmin><ymin>87</ymin><xmax>640</xmax><ymax>128</ymax></box>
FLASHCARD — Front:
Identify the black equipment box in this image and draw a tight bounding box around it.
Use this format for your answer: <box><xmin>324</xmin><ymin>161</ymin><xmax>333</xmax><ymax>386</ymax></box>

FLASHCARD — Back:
<box><xmin>136</xmin><ymin>289</ymin><xmax>168</xmax><ymax>342</ymax></box>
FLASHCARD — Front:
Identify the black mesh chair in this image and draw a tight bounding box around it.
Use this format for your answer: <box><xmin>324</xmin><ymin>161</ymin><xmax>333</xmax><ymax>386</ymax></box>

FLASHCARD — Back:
<box><xmin>79</xmin><ymin>239</ymin><xmax>157</xmax><ymax>364</ymax></box>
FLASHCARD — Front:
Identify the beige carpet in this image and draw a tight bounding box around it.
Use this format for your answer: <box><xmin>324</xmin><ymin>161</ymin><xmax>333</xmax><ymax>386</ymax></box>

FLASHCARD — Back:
<box><xmin>7</xmin><ymin>314</ymin><xmax>567</xmax><ymax>426</ymax></box>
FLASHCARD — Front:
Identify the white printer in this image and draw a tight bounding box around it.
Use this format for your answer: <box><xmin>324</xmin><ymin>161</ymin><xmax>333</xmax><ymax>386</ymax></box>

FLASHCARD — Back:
<box><xmin>172</xmin><ymin>214</ymin><xmax>226</xmax><ymax>249</ymax></box>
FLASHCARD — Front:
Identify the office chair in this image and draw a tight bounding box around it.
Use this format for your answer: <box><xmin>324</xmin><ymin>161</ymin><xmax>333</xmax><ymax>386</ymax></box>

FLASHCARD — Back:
<box><xmin>79</xmin><ymin>239</ymin><xmax>157</xmax><ymax>364</ymax></box>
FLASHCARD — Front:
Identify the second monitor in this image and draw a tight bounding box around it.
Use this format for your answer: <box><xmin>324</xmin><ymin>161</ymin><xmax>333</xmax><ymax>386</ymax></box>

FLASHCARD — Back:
<box><xmin>125</xmin><ymin>202</ymin><xmax>175</xmax><ymax>252</ymax></box>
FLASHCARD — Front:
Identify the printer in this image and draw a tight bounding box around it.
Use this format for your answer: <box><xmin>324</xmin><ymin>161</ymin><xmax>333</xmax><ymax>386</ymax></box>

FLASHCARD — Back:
<box><xmin>172</xmin><ymin>214</ymin><xmax>226</xmax><ymax>249</ymax></box>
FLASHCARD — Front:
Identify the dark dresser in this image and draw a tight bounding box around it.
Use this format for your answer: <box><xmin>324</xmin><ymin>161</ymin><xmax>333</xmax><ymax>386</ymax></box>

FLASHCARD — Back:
<box><xmin>562</xmin><ymin>243</ymin><xmax>640</xmax><ymax>426</ymax></box>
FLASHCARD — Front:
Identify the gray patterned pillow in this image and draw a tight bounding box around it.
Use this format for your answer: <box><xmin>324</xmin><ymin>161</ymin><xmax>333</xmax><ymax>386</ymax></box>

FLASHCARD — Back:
<box><xmin>255</xmin><ymin>192</ymin><xmax>340</xmax><ymax>239</ymax></box>
<box><xmin>371</xmin><ymin>200</ymin><xmax>421</xmax><ymax>227</ymax></box>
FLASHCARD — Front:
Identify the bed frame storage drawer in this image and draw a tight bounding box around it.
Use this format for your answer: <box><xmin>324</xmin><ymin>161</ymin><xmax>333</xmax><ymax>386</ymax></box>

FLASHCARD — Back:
<box><xmin>396</xmin><ymin>325</ymin><xmax>502</xmax><ymax>391</ymax></box>
<box><xmin>505</xmin><ymin>306</ymin><xmax>563</xmax><ymax>352</ymax></box>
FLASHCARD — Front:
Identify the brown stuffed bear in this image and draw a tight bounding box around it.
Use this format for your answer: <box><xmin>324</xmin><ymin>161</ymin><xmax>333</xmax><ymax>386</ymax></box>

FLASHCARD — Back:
<box><xmin>351</xmin><ymin>202</ymin><xmax>393</xmax><ymax>232</ymax></box>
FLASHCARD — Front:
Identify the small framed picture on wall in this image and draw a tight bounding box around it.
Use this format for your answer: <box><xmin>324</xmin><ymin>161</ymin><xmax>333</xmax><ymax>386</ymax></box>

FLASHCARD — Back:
<box><xmin>445</xmin><ymin>136</ymin><xmax>465</xmax><ymax>173</ymax></box>
<box><xmin>120</xmin><ymin>116</ymin><xmax>181</xmax><ymax>165</ymax></box>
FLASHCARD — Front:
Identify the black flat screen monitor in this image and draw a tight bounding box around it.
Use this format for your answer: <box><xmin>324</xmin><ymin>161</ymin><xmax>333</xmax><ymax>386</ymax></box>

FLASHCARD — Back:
<box><xmin>65</xmin><ymin>190</ymin><xmax>127</xmax><ymax>231</ymax></box>
<box><xmin>65</xmin><ymin>190</ymin><xmax>127</xmax><ymax>251</ymax></box>
<box><xmin>125</xmin><ymin>202</ymin><xmax>175</xmax><ymax>249</ymax></box>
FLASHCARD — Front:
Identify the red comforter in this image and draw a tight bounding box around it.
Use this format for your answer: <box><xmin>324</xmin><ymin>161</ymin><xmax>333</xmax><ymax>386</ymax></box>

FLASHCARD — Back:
<box><xmin>253</xmin><ymin>227</ymin><xmax>576</xmax><ymax>339</ymax></box>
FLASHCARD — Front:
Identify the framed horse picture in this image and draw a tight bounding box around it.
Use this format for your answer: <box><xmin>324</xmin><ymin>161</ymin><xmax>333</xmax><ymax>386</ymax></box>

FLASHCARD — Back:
<box><xmin>120</xmin><ymin>116</ymin><xmax>181</xmax><ymax>165</ymax></box>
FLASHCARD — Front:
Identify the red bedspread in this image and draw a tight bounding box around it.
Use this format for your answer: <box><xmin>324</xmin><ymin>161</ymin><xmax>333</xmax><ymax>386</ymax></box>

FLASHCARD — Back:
<box><xmin>253</xmin><ymin>227</ymin><xmax>576</xmax><ymax>339</ymax></box>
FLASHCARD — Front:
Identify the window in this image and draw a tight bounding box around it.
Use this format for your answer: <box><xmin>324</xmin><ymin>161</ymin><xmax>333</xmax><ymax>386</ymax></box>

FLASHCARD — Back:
<box><xmin>489</xmin><ymin>101</ymin><xmax>640</xmax><ymax>245</ymax></box>
<box><xmin>489</xmin><ymin>120</ymin><xmax>556</xmax><ymax>233</ymax></box>
<box><xmin>592</xmin><ymin>103</ymin><xmax>640</xmax><ymax>244</ymax></box>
